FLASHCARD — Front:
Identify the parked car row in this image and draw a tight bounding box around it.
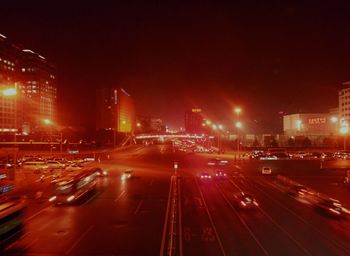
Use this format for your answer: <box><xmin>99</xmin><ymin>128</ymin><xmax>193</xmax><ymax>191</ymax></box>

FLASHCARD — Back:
<box><xmin>246</xmin><ymin>150</ymin><xmax>350</xmax><ymax>160</ymax></box>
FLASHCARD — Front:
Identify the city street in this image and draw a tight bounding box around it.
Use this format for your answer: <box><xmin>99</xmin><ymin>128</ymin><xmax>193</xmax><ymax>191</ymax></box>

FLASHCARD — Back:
<box><xmin>3</xmin><ymin>144</ymin><xmax>350</xmax><ymax>255</ymax></box>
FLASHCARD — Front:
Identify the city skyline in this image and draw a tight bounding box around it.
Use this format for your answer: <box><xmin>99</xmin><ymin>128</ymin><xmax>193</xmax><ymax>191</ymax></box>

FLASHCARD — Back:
<box><xmin>1</xmin><ymin>2</ymin><xmax>349</xmax><ymax>131</ymax></box>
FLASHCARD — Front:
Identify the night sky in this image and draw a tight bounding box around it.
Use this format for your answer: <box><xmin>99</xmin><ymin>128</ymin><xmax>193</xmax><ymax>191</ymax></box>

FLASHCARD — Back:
<box><xmin>1</xmin><ymin>1</ymin><xmax>350</xmax><ymax>133</ymax></box>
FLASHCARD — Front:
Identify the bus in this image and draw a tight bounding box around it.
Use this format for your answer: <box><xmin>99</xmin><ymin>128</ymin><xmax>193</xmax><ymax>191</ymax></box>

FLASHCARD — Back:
<box><xmin>0</xmin><ymin>181</ymin><xmax>26</xmax><ymax>248</ymax></box>
<box><xmin>49</xmin><ymin>169</ymin><xmax>97</xmax><ymax>204</ymax></box>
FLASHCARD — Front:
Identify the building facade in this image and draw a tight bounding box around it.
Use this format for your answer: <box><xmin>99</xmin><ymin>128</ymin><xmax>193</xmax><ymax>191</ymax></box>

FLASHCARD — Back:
<box><xmin>339</xmin><ymin>82</ymin><xmax>350</xmax><ymax>126</ymax></box>
<box><xmin>283</xmin><ymin>113</ymin><xmax>338</xmax><ymax>136</ymax></box>
<box><xmin>96</xmin><ymin>87</ymin><xmax>136</xmax><ymax>133</ymax></box>
<box><xmin>0</xmin><ymin>33</ymin><xmax>57</xmax><ymax>135</ymax></box>
<box><xmin>184</xmin><ymin>108</ymin><xmax>204</xmax><ymax>134</ymax></box>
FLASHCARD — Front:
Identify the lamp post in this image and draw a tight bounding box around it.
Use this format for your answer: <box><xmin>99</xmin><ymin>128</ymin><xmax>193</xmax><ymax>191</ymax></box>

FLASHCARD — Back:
<box><xmin>340</xmin><ymin>126</ymin><xmax>349</xmax><ymax>151</ymax></box>
<box><xmin>43</xmin><ymin>119</ymin><xmax>63</xmax><ymax>153</ymax></box>
<box><xmin>234</xmin><ymin>107</ymin><xmax>241</xmax><ymax>157</ymax></box>
<box><xmin>2</xmin><ymin>86</ymin><xmax>18</xmax><ymax>179</ymax></box>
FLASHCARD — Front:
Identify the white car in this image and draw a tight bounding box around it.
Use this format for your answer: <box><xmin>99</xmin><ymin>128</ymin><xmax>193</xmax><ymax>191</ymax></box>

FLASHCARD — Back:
<box><xmin>46</xmin><ymin>161</ymin><xmax>66</xmax><ymax>169</ymax></box>
<box><xmin>65</xmin><ymin>163</ymin><xmax>82</xmax><ymax>171</ymax></box>
<box><xmin>22</xmin><ymin>161</ymin><xmax>48</xmax><ymax>171</ymax></box>
<box><xmin>122</xmin><ymin>170</ymin><xmax>133</xmax><ymax>180</ymax></box>
<box><xmin>262</xmin><ymin>167</ymin><xmax>272</xmax><ymax>175</ymax></box>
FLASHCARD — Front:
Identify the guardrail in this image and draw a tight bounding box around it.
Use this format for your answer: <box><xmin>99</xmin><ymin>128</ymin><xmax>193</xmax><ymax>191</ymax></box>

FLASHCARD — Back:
<box><xmin>160</xmin><ymin>175</ymin><xmax>182</xmax><ymax>256</ymax></box>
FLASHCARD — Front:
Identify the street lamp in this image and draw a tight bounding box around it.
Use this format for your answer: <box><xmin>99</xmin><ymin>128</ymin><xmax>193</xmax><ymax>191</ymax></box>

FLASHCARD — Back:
<box><xmin>235</xmin><ymin>121</ymin><xmax>243</xmax><ymax>128</ymax></box>
<box><xmin>340</xmin><ymin>126</ymin><xmax>349</xmax><ymax>150</ymax></box>
<box><xmin>42</xmin><ymin>118</ymin><xmax>63</xmax><ymax>153</ymax></box>
<box><xmin>2</xmin><ymin>86</ymin><xmax>18</xmax><ymax>179</ymax></box>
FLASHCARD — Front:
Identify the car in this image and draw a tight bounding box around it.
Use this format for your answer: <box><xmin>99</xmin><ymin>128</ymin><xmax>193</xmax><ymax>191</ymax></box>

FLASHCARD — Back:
<box><xmin>91</xmin><ymin>167</ymin><xmax>108</xmax><ymax>177</ymax></box>
<box><xmin>262</xmin><ymin>167</ymin><xmax>272</xmax><ymax>175</ymax></box>
<box><xmin>215</xmin><ymin>170</ymin><xmax>227</xmax><ymax>178</ymax></box>
<box><xmin>46</xmin><ymin>160</ymin><xmax>66</xmax><ymax>169</ymax></box>
<box><xmin>200</xmin><ymin>172</ymin><xmax>212</xmax><ymax>180</ymax></box>
<box><xmin>316</xmin><ymin>198</ymin><xmax>345</xmax><ymax>217</ymax></box>
<box><xmin>207</xmin><ymin>158</ymin><xmax>228</xmax><ymax>166</ymax></box>
<box><xmin>233</xmin><ymin>192</ymin><xmax>259</xmax><ymax>209</ymax></box>
<box><xmin>288</xmin><ymin>185</ymin><xmax>308</xmax><ymax>197</ymax></box>
<box><xmin>65</xmin><ymin>163</ymin><xmax>83</xmax><ymax>171</ymax></box>
<box><xmin>122</xmin><ymin>169</ymin><xmax>133</xmax><ymax>180</ymax></box>
<box><xmin>22</xmin><ymin>161</ymin><xmax>48</xmax><ymax>172</ymax></box>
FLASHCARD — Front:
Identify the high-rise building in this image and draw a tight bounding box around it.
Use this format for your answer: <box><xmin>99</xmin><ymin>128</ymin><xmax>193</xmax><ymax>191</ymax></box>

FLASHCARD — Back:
<box><xmin>20</xmin><ymin>49</ymin><xmax>57</xmax><ymax>132</ymax></box>
<box><xmin>0</xmin><ymin>33</ymin><xmax>57</xmax><ymax>134</ymax></box>
<box><xmin>0</xmin><ymin>33</ymin><xmax>22</xmax><ymax>133</ymax></box>
<box><xmin>96</xmin><ymin>87</ymin><xmax>136</xmax><ymax>133</ymax></box>
<box><xmin>184</xmin><ymin>108</ymin><xmax>204</xmax><ymax>134</ymax></box>
<box><xmin>339</xmin><ymin>82</ymin><xmax>350</xmax><ymax>126</ymax></box>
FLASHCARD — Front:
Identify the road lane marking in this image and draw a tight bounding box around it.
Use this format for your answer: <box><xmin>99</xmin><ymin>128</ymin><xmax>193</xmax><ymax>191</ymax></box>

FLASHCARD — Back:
<box><xmin>178</xmin><ymin>177</ymin><xmax>183</xmax><ymax>256</ymax></box>
<box><xmin>65</xmin><ymin>225</ymin><xmax>93</xmax><ymax>255</ymax></box>
<box><xmin>114</xmin><ymin>190</ymin><xmax>126</xmax><ymax>203</ymax></box>
<box><xmin>215</xmin><ymin>182</ymin><xmax>270</xmax><ymax>256</ymax></box>
<box><xmin>25</xmin><ymin>205</ymin><xmax>52</xmax><ymax>223</ymax></box>
<box><xmin>195</xmin><ymin>178</ymin><xmax>227</xmax><ymax>256</ymax></box>
<box><xmin>228</xmin><ymin>177</ymin><xmax>313</xmax><ymax>256</ymax></box>
<box><xmin>251</xmin><ymin>178</ymin><xmax>350</xmax><ymax>254</ymax></box>
<box><xmin>134</xmin><ymin>200</ymin><xmax>144</xmax><ymax>215</ymax></box>
<box><xmin>160</xmin><ymin>176</ymin><xmax>174</xmax><ymax>256</ymax></box>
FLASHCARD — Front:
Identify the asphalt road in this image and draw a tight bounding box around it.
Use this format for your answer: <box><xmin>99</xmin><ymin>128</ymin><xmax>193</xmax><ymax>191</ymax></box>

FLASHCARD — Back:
<box><xmin>4</xmin><ymin>144</ymin><xmax>350</xmax><ymax>255</ymax></box>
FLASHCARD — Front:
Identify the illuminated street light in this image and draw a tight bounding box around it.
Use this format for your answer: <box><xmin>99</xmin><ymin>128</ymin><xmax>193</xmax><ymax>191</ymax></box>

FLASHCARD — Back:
<box><xmin>340</xmin><ymin>126</ymin><xmax>349</xmax><ymax>135</ymax></box>
<box><xmin>212</xmin><ymin>124</ymin><xmax>217</xmax><ymax>130</ymax></box>
<box><xmin>330</xmin><ymin>116</ymin><xmax>338</xmax><ymax>123</ymax></box>
<box><xmin>235</xmin><ymin>121</ymin><xmax>242</xmax><ymax>128</ymax></box>
<box><xmin>43</xmin><ymin>118</ymin><xmax>52</xmax><ymax>125</ymax></box>
<box><xmin>234</xmin><ymin>107</ymin><xmax>241</xmax><ymax>115</ymax></box>
<box><xmin>340</xmin><ymin>125</ymin><xmax>349</xmax><ymax>150</ymax></box>
<box><xmin>2</xmin><ymin>87</ymin><xmax>17</xmax><ymax>96</ymax></box>
<box><xmin>295</xmin><ymin>120</ymin><xmax>302</xmax><ymax>130</ymax></box>
<box><xmin>137</xmin><ymin>122</ymin><xmax>141</xmax><ymax>127</ymax></box>
<box><xmin>218</xmin><ymin>124</ymin><xmax>223</xmax><ymax>130</ymax></box>
<box><xmin>206</xmin><ymin>120</ymin><xmax>211</xmax><ymax>125</ymax></box>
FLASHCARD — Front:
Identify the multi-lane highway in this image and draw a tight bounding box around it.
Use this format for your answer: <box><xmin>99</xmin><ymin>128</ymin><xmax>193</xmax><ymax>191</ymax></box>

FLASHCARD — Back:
<box><xmin>4</xmin><ymin>144</ymin><xmax>350</xmax><ymax>255</ymax></box>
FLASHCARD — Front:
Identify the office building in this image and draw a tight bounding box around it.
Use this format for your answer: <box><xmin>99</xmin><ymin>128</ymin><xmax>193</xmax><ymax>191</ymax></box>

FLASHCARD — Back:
<box><xmin>339</xmin><ymin>82</ymin><xmax>350</xmax><ymax>126</ymax></box>
<box><xmin>0</xmin><ymin>33</ymin><xmax>57</xmax><ymax>134</ymax></box>
<box><xmin>283</xmin><ymin>113</ymin><xmax>338</xmax><ymax>136</ymax></box>
<box><xmin>185</xmin><ymin>108</ymin><xmax>204</xmax><ymax>134</ymax></box>
<box><xmin>96</xmin><ymin>87</ymin><xmax>136</xmax><ymax>133</ymax></box>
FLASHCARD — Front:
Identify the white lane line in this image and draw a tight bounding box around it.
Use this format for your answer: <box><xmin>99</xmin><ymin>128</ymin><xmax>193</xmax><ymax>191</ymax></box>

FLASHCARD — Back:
<box><xmin>114</xmin><ymin>190</ymin><xmax>126</xmax><ymax>203</ymax></box>
<box><xmin>134</xmin><ymin>200</ymin><xmax>144</xmax><ymax>215</ymax></box>
<box><xmin>24</xmin><ymin>205</ymin><xmax>52</xmax><ymax>223</ymax></box>
<box><xmin>160</xmin><ymin>176</ymin><xmax>174</xmax><ymax>256</ymax></box>
<box><xmin>65</xmin><ymin>225</ymin><xmax>93</xmax><ymax>255</ymax></box>
<box><xmin>195</xmin><ymin>178</ymin><xmax>227</xmax><ymax>256</ymax></box>
<box><xmin>228</xmin><ymin>177</ymin><xmax>313</xmax><ymax>256</ymax></box>
<box><xmin>215</xmin><ymin>182</ymin><xmax>270</xmax><ymax>256</ymax></box>
<box><xmin>178</xmin><ymin>178</ymin><xmax>183</xmax><ymax>256</ymax></box>
<box><xmin>234</xmin><ymin>165</ymin><xmax>242</xmax><ymax>170</ymax></box>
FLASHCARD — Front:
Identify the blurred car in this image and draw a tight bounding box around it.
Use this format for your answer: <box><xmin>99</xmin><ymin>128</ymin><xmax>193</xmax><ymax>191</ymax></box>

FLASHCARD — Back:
<box><xmin>46</xmin><ymin>160</ymin><xmax>66</xmax><ymax>169</ymax></box>
<box><xmin>316</xmin><ymin>198</ymin><xmax>345</xmax><ymax>217</ymax></box>
<box><xmin>122</xmin><ymin>169</ymin><xmax>133</xmax><ymax>180</ymax></box>
<box><xmin>215</xmin><ymin>170</ymin><xmax>227</xmax><ymax>178</ymax></box>
<box><xmin>207</xmin><ymin>158</ymin><xmax>228</xmax><ymax>166</ymax></box>
<box><xmin>65</xmin><ymin>163</ymin><xmax>83</xmax><ymax>171</ymax></box>
<box><xmin>262</xmin><ymin>167</ymin><xmax>272</xmax><ymax>175</ymax></box>
<box><xmin>200</xmin><ymin>172</ymin><xmax>212</xmax><ymax>180</ymax></box>
<box><xmin>91</xmin><ymin>167</ymin><xmax>108</xmax><ymax>177</ymax></box>
<box><xmin>233</xmin><ymin>192</ymin><xmax>259</xmax><ymax>209</ymax></box>
<box><xmin>22</xmin><ymin>161</ymin><xmax>48</xmax><ymax>172</ymax></box>
<box><xmin>288</xmin><ymin>185</ymin><xmax>308</xmax><ymax>197</ymax></box>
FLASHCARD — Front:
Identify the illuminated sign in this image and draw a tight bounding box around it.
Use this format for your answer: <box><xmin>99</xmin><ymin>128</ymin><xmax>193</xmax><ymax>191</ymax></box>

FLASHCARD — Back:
<box><xmin>192</xmin><ymin>108</ymin><xmax>202</xmax><ymax>113</ymax></box>
<box><xmin>114</xmin><ymin>89</ymin><xmax>118</xmax><ymax>104</ymax></box>
<box><xmin>308</xmin><ymin>117</ymin><xmax>326</xmax><ymax>125</ymax></box>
